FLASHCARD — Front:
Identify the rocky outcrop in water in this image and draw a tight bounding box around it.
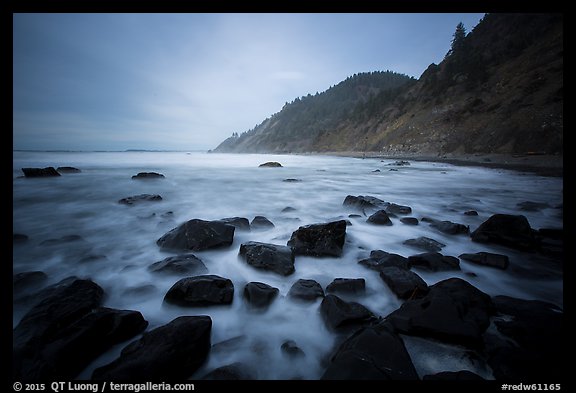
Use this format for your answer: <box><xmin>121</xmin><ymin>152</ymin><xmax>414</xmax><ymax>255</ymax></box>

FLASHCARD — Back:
<box><xmin>243</xmin><ymin>282</ymin><xmax>279</xmax><ymax>310</ymax></box>
<box><xmin>259</xmin><ymin>162</ymin><xmax>282</xmax><ymax>167</ymax></box>
<box><xmin>148</xmin><ymin>254</ymin><xmax>208</xmax><ymax>275</ymax></box>
<box><xmin>403</xmin><ymin>236</ymin><xmax>446</xmax><ymax>252</ymax></box>
<box><xmin>459</xmin><ymin>251</ymin><xmax>510</xmax><ymax>270</ymax></box>
<box><xmin>118</xmin><ymin>194</ymin><xmax>162</xmax><ymax>205</ymax></box>
<box><xmin>21</xmin><ymin>167</ymin><xmax>61</xmax><ymax>177</ymax></box>
<box><xmin>250</xmin><ymin>215</ymin><xmax>275</xmax><ymax>230</ymax></box>
<box><xmin>287</xmin><ymin>220</ymin><xmax>346</xmax><ymax>257</ymax></box>
<box><xmin>131</xmin><ymin>172</ymin><xmax>165</xmax><ymax>179</ymax></box>
<box><xmin>287</xmin><ymin>279</ymin><xmax>325</xmax><ymax>302</ymax></box>
<box><xmin>358</xmin><ymin>250</ymin><xmax>409</xmax><ymax>271</ymax></box>
<box><xmin>93</xmin><ymin>316</ymin><xmax>212</xmax><ymax>380</ymax></box>
<box><xmin>471</xmin><ymin>214</ymin><xmax>538</xmax><ymax>251</ymax></box>
<box><xmin>239</xmin><ymin>241</ymin><xmax>295</xmax><ymax>276</ymax></box>
<box><xmin>320</xmin><ymin>294</ymin><xmax>376</xmax><ymax>331</ymax></box>
<box><xmin>408</xmin><ymin>252</ymin><xmax>461</xmax><ymax>271</ymax></box>
<box><xmin>164</xmin><ymin>275</ymin><xmax>234</xmax><ymax>307</ymax></box>
<box><xmin>157</xmin><ymin>219</ymin><xmax>235</xmax><ymax>251</ymax></box>
<box><xmin>379</xmin><ymin>267</ymin><xmax>429</xmax><ymax>299</ymax></box>
<box><xmin>326</xmin><ymin>278</ymin><xmax>365</xmax><ymax>295</ymax></box>
<box><xmin>56</xmin><ymin>166</ymin><xmax>81</xmax><ymax>173</ymax></box>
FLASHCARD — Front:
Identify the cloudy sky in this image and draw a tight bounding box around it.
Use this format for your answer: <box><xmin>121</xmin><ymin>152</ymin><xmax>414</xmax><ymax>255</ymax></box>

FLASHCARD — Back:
<box><xmin>13</xmin><ymin>13</ymin><xmax>485</xmax><ymax>151</ymax></box>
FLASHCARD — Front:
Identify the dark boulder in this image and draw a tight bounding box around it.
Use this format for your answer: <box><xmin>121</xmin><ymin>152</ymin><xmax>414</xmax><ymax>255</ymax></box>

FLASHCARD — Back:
<box><xmin>157</xmin><ymin>219</ymin><xmax>235</xmax><ymax>251</ymax></box>
<box><xmin>408</xmin><ymin>252</ymin><xmax>461</xmax><ymax>271</ymax></box>
<box><xmin>459</xmin><ymin>252</ymin><xmax>509</xmax><ymax>270</ymax></box>
<box><xmin>250</xmin><ymin>215</ymin><xmax>275</xmax><ymax>230</ymax></box>
<box><xmin>283</xmin><ymin>178</ymin><xmax>301</xmax><ymax>182</ymax></box>
<box><xmin>131</xmin><ymin>172</ymin><xmax>165</xmax><ymax>179</ymax></box>
<box><xmin>485</xmin><ymin>296</ymin><xmax>563</xmax><ymax>381</ymax></box>
<box><xmin>93</xmin><ymin>316</ymin><xmax>212</xmax><ymax>380</ymax></box>
<box><xmin>400</xmin><ymin>217</ymin><xmax>419</xmax><ymax>225</ymax></box>
<box><xmin>259</xmin><ymin>162</ymin><xmax>282</xmax><ymax>167</ymax></box>
<box><xmin>118</xmin><ymin>194</ymin><xmax>162</xmax><ymax>205</ymax></box>
<box><xmin>56</xmin><ymin>166</ymin><xmax>81</xmax><ymax>173</ymax></box>
<box><xmin>321</xmin><ymin>322</ymin><xmax>418</xmax><ymax>380</ymax></box>
<box><xmin>201</xmin><ymin>362</ymin><xmax>255</xmax><ymax>380</ymax></box>
<box><xmin>148</xmin><ymin>254</ymin><xmax>208</xmax><ymax>275</ymax></box>
<box><xmin>423</xmin><ymin>370</ymin><xmax>485</xmax><ymax>380</ymax></box>
<box><xmin>403</xmin><ymin>236</ymin><xmax>446</xmax><ymax>252</ymax></box>
<box><xmin>217</xmin><ymin>217</ymin><xmax>251</xmax><ymax>231</ymax></box>
<box><xmin>470</xmin><ymin>214</ymin><xmax>538</xmax><ymax>251</ymax></box>
<box><xmin>367</xmin><ymin>210</ymin><xmax>393</xmax><ymax>226</ymax></box>
<box><xmin>464</xmin><ymin>210</ymin><xmax>479</xmax><ymax>216</ymax></box>
<box><xmin>287</xmin><ymin>220</ymin><xmax>346</xmax><ymax>257</ymax></box>
<box><xmin>423</xmin><ymin>217</ymin><xmax>469</xmax><ymax>235</ymax></box>
<box><xmin>281</xmin><ymin>206</ymin><xmax>297</xmax><ymax>212</ymax></box>
<box><xmin>21</xmin><ymin>167</ymin><xmax>61</xmax><ymax>177</ymax></box>
<box><xmin>383</xmin><ymin>202</ymin><xmax>412</xmax><ymax>215</ymax></box>
<box><xmin>164</xmin><ymin>275</ymin><xmax>234</xmax><ymax>307</ymax></box>
<box><xmin>320</xmin><ymin>294</ymin><xmax>376</xmax><ymax>331</ymax></box>
<box><xmin>386</xmin><ymin>278</ymin><xmax>493</xmax><ymax>348</ymax></box>
<box><xmin>359</xmin><ymin>250</ymin><xmax>409</xmax><ymax>271</ymax></box>
<box><xmin>239</xmin><ymin>241</ymin><xmax>295</xmax><ymax>276</ymax></box>
<box><xmin>326</xmin><ymin>278</ymin><xmax>365</xmax><ymax>295</ymax></box>
<box><xmin>281</xmin><ymin>340</ymin><xmax>305</xmax><ymax>358</ymax></box>
<box><xmin>379</xmin><ymin>267</ymin><xmax>429</xmax><ymax>300</ymax></box>
<box><xmin>13</xmin><ymin>279</ymin><xmax>105</xmax><ymax>379</ymax></box>
<box><xmin>287</xmin><ymin>279</ymin><xmax>324</xmax><ymax>302</ymax></box>
<box><xmin>243</xmin><ymin>282</ymin><xmax>279</xmax><ymax>309</ymax></box>
<box><xmin>343</xmin><ymin>195</ymin><xmax>385</xmax><ymax>212</ymax></box>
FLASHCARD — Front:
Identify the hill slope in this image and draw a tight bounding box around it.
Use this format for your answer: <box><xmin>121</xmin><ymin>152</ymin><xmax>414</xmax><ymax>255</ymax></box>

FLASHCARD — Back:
<box><xmin>214</xmin><ymin>13</ymin><xmax>563</xmax><ymax>156</ymax></box>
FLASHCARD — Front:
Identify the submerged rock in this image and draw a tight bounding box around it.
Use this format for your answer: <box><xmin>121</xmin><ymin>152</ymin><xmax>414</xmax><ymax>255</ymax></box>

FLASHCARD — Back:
<box><xmin>359</xmin><ymin>250</ymin><xmax>409</xmax><ymax>271</ymax></box>
<box><xmin>367</xmin><ymin>210</ymin><xmax>393</xmax><ymax>226</ymax></box>
<box><xmin>21</xmin><ymin>167</ymin><xmax>61</xmax><ymax>177</ymax></box>
<box><xmin>13</xmin><ymin>271</ymin><xmax>48</xmax><ymax>295</ymax></box>
<box><xmin>287</xmin><ymin>279</ymin><xmax>324</xmax><ymax>302</ymax></box>
<box><xmin>281</xmin><ymin>340</ymin><xmax>305</xmax><ymax>358</ymax></box>
<box><xmin>320</xmin><ymin>294</ymin><xmax>376</xmax><ymax>331</ymax></box>
<box><xmin>321</xmin><ymin>322</ymin><xmax>418</xmax><ymax>380</ymax></box>
<box><xmin>164</xmin><ymin>275</ymin><xmax>234</xmax><ymax>307</ymax></box>
<box><xmin>408</xmin><ymin>252</ymin><xmax>461</xmax><ymax>271</ymax></box>
<box><xmin>239</xmin><ymin>241</ymin><xmax>295</xmax><ymax>276</ymax></box>
<box><xmin>218</xmin><ymin>217</ymin><xmax>251</xmax><ymax>231</ymax></box>
<box><xmin>343</xmin><ymin>195</ymin><xmax>385</xmax><ymax>212</ymax></box>
<box><xmin>459</xmin><ymin>251</ymin><xmax>509</xmax><ymax>270</ymax></box>
<box><xmin>422</xmin><ymin>217</ymin><xmax>469</xmax><ymax>235</ymax></box>
<box><xmin>56</xmin><ymin>166</ymin><xmax>81</xmax><ymax>173</ymax></box>
<box><xmin>148</xmin><ymin>254</ymin><xmax>208</xmax><ymax>275</ymax></box>
<box><xmin>40</xmin><ymin>235</ymin><xmax>84</xmax><ymax>246</ymax></box>
<box><xmin>131</xmin><ymin>172</ymin><xmax>165</xmax><ymax>179</ymax></box>
<box><xmin>287</xmin><ymin>220</ymin><xmax>346</xmax><ymax>257</ymax></box>
<box><xmin>157</xmin><ymin>219</ymin><xmax>235</xmax><ymax>251</ymax></box>
<box><xmin>118</xmin><ymin>194</ymin><xmax>162</xmax><ymax>205</ymax></box>
<box><xmin>400</xmin><ymin>217</ymin><xmax>419</xmax><ymax>225</ymax></box>
<box><xmin>250</xmin><ymin>215</ymin><xmax>275</xmax><ymax>230</ymax></box>
<box><xmin>243</xmin><ymin>282</ymin><xmax>279</xmax><ymax>309</ymax></box>
<box><xmin>403</xmin><ymin>236</ymin><xmax>446</xmax><ymax>252</ymax></box>
<box><xmin>93</xmin><ymin>316</ymin><xmax>212</xmax><ymax>380</ymax></box>
<box><xmin>13</xmin><ymin>233</ymin><xmax>29</xmax><ymax>243</ymax></box>
<box><xmin>259</xmin><ymin>162</ymin><xmax>282</xmax><ymax>167</ymax></box>
<box><xmin>470</xmin><ymin>214</ymin><xmax>538</xmax><ymax>251</ymax></box>
<box><xmin>386</xmin><ymin>278</ymin><xmax>493</xmax><ymax>348</ymax></box>
<box><xmin>379</xmin><ymin>267</ymin><xmax>429</xmax><ymax>299</ymax></box>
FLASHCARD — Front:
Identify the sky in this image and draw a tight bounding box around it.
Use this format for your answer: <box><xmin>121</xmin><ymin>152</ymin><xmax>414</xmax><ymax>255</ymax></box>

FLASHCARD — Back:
<box><xmin>13</xmin><ymin>13</ymin><xmax>486</xmax><ymax>151</ymax></box>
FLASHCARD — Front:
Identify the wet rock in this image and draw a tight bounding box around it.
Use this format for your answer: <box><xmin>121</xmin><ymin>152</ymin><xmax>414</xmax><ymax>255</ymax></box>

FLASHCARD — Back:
<box><xmin>281</xmin><ymin>340</ymin><xmax>305</xmax><ymax>358</ymax></box>
<box><xmin>239</xmin><ymin>241</ymin><xmax>295</xmax><ymax>276</ymax></box>
<box><xmin>287</xmin><ymin>220</ymin><xmax>346</xmax><ymax>257</ymax></box>
<box><xmin>217</xmin><ymin>217</ymin><xmax>250</xmax><ymax>231</ymax></box>
<box><xmin>243</xmin><ymin>282</ymin><xmax>279</xmax><ymax>309</ymax></box>
<box><xmin>148</xmin><ymin>254</ymin><xmax>208</xmax><ymax>275</ymax></box>
<box><xmin>470</xmin><ymin>214</ymin><xmax>538</xmax><ymax>251</ymax></box>
<box><xmin>131</xmin><ymin>172</ymin><xmax>165</xmax><ymax>179</ymax></box>
<box><xmin>408</xmin><ymin>252</ymin><xmax>461</xmax><ymax>271</ymax></box>
<box><xmin>16</xmin><ymin>276</ymin><xmax>79</xmax><ymax>306</ymax></box>
<box><xmin>384</xmin><ymin>202</ymin><xmax>412</xmax><ymax>215</ymax></box>
<box><xmin>13</xmin><ymin>279</ymin><xmax>105</xmax><ymax>379</ymax></box>
<box><xmin>287</xmin><ymin>279</ymin><xmax>324</xmax><ymax>302</ymax></box>
<box><xmin>486</xmin><ymin>296</ymin><xmax>563</xmax><ymax>380</ymax></box>
<box><xmin>40</xmin><ymin>235</ymin><xmax>84</xmax><ymax>246</ymax></box>
<box><xmin>326</xmin><ymin>278</ymin><xmax>365</xmax><ymax>295</ymax></box>
<box><xmin>157</xmin><ymin>219</ymin><xmax>235</xmax><ymax>251</ymax></box>
<box><xmin>281</xmin><ymin>206</ymin><xmax>297</xmax><ymax>212</ymax></box>
<box><xmin>201</xmin><ymin>362</ymin><xmax>254</xmax><ymax>380</ymax></box>
<box><xmin>283</xmin><ymin>178</ymin><xmax>301</xmax><ymax>182</ymax></box>
<box><xmin>517</xmin><ymin>201</ymin><xmax>550</xmax><ymax>211</ymax></box>
<box><xmin>320</xmin><ymin>294</ymin><xmax>376</xmax><ymax>331</ymax></box>
<box><xmin>321</xmin><ymin>322</ymin><xmax>418</xmax><ymax>380</ymax></box>
<box><xmin>464</xmin><ymin>210</ymin><xmax>479</xmax><ymax>216</ymax></box>
<box><xmin>56</xmin><ymin>166</ymin><xmax>81</xmax><ymax>173</ymax></box>
<box><xmin>164</xmin><ymin>275</ymin><xmax>234</xmax><ymax>307</ymax></box>
<box><xmin>400</xmin><ymin>217</ymin><xmax>419</xmax><ymax>225</ymax></box>
<box><xmin>372</xmin><ymin>169</ymin><xmax>381</xmax><ymax>173</ymax></box>
<box><xmin>343</xmin><ymin>195</ymin><xmax>385</xmax><ymax>212</ymax></box>
<box><xmin>250</xmin><ymin>215</ymin><xmax>275</xmax><ymax>230</ymax></box>
<box><xmin>423</xmin><ymin>370</ymin><xmax>485</xmax><ymax>380</ymax></box>
<box><xmin>387</xmin><ymin>160</ymin><xmax>410</xmax><ymax>166</ymax></box>
<box><xmin>13</xmin><ymin>233</ymin><xmax>29</xmax><ymax>243</ymax></box>
<box><xmin>367</xmin><ymin>210</ymin><xmax>393</xmax><ymax>226</ymax></box>
<box><xmin>359</xmin><ymin>250</ymin><xmax>409</xmax><ymax>271</ymax></box>
<box><xmin>118</xmin><ymin>194</ymin><xmax>162</xmax><ymax>205</ymax></box>
<box><xmin>21</xmin><ymin>167</ymin><xmax>61</xmax><ymax>177</ymax></box>
<box><xmin>423</xmin><ymin>217</ymin><xmax>469</xmax><ymax>235</ymax></box>
<box><xmin>93</xmin><ymin>316</ymin><xmax>212</xmax><ymax>380</ymax></box>
<box><xmin>13</xmin><ymin>271</ymin><xmax>48</xmax><ymax>295</ymax></box>
<box><xmin>459</xmin><ymin>252</ymin><xmax>509</xmax><ymax>270</ymax></box>
<box><xmin>403</xmin><ymin>236</ymin><xmax>446</xmax><ymax>252</ymax></box>
<box><xmin>386</xmin><ymin>278</ymin><xmax>493</xmax><ymax>348</ymax></box>
<box><xmin>379</xmin><ymin>267</ymin><xmax>429</xmax><ymax>300</ymax></box>
<box><xmin>259</xmin><ymin>162</ymin><xmax>282</xmax><ymax>167</ymax></box>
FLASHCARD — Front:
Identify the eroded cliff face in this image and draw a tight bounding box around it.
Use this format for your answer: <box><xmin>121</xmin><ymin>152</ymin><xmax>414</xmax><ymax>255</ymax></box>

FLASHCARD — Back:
<box><xmin>215</xmin><ymin>14</ymin><xmax>563</xmax><ymax>156</ymax></box>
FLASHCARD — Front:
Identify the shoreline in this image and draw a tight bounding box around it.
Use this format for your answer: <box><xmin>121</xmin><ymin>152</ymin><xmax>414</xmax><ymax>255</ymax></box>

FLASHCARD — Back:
<box><xmin>308</xmin><ymin>151</ymin><xmax>564</xmax><ymax>177</ymax></box>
